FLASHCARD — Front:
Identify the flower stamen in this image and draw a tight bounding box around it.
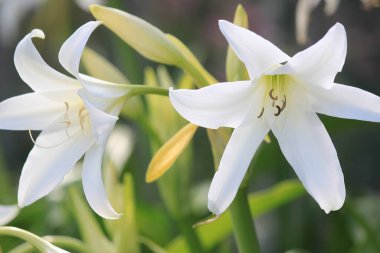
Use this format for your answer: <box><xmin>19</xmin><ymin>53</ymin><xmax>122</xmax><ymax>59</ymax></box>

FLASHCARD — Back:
<box><xmin>28</xmin><ymin>129</ymin><xmax>73</xmax><ymax>149</ymax></box>
<box><xmin>274</xmin><ymin>105</ymin><xmax>282</xmax><ymax>116</ymax></box>
<box><xmin>257</xmin><ymin>107</ymin><xmax>265</xmax><ymax>118</ymax></box>
<box><xmin>78</xmin><ymin>107</ymin><xmax>90</xmax><ymax>130</ymax></box>
<box><xmin>274</xmin><ymin>95</ymin><xmax>287</xmax><ymax>117</ymax></box>
<box><xmin>269</xmin><ymin>88</ymin><xmax>278</xmax><ymax>101</ymax></box>
<box><xmin>64</xmin><ymin>101</ymin><xmax>69</xmax><ymax>121</ymax></box>
<box><xmin>280</xmin><ymin>95</ymin><xmax>287</xmax><ymax>111</ymax></box>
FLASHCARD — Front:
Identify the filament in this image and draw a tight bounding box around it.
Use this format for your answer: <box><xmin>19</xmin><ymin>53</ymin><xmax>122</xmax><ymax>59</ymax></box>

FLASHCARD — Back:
<box><xmin>28</xmin><ymin>129</ymin><xmax>73</xmax><ymax>149</ymax></box>
<box><xmin>257</xmin><ymin>107</ymin><xmax>265</xmax><ymax>118</ymax></box>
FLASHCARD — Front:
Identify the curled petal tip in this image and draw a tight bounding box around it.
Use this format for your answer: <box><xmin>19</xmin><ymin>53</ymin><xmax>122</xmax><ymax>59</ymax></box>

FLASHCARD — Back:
<box><xmin>94</xmin><ymin>20</ymin><xmax>103</xmax><ymax>26</ymax></box>
<box><xmin>208</xmin><ymin>199</ymin><xmax>223</xmax><ymax>216</ymax></box>
<box><xmin>102</xmin><ymin>211</ymin><xmax>122</xmax><ymax>220</ymax></box>
<box><xmin>333</xmin><ymin>22</ymin><xmax>345</xmax><ymax>32</ymax></box>
<box><xmin>318</xmin><ymin>191</ymin><xmax>345</xmax><ymax>214</ymax></box>
<box><xmin>30</xmin><ymin>29</ymin><xmax>45</xmax><ymax>39</ymax></box>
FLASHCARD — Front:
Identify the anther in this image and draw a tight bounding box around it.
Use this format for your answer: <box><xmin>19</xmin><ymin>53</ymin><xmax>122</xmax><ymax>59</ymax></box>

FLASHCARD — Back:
<box><xmin>78</xmin><ymin>107</ymin><xmax>86</xmax><ymax>118</ymax></box>
<box><xmin>64</xmin><ymin>101</ymin><xmax>70</xmax><ymax>121</ymax></box>
<box><xmin>269</xmin><ymin>89</ymin><xmax>278</xmax><ymax>101</ymax></box>
<box><xmin>279</xmin><ymin>95</ymin><xmax>287</xmax><ymax>111</ymax></box>
<box><xmin>274</xmin><ymin>95</ymin><xmax>287</xmax><ymax>116</ymax></box>
<box><xmin>78</xmin><ymin>107</ymin><xmax>89</xmax><ymax>130</ymax></box>
<box><xmin>274</xmin><ymin>105</ymin><xmax>282</xmax><ymax>116</ymax></box>
<box><xmin>257</xmin><ymin>107</ymin><xmax>264</xmax><ymax>118</ymax></box>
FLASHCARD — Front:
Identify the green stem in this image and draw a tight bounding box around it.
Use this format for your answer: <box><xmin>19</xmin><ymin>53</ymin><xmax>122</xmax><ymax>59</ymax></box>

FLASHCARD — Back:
<box><xmin>129</xmin><ymin>86</ymin><xmax>168</xmax><ymax>97</ymax></box>
<box><xmin>0</xmin><ymin>227</ymin><xmax>48</xmax><ymax>252</ymax></box>
<box><xmin>9</xmin><ymin>236</ymin><xmax>90</xmax><ymax>253</ymax></box>
<box><xmin>177</xmin><ymin>217</ymin><xmax>204</xmax><ymax>253</ymax></box>
<box><xmin>229</xmin><ymin>187</ymin><xmax>261</xmax><ymax>253</ymax></box>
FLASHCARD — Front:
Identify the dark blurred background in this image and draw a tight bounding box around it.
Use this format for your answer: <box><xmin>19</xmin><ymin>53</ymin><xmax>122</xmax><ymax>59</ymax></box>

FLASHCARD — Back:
<box><xmin>0</xmin><ymin>0</ymin><xmax>379</xmax><ymax>252</ymax></box>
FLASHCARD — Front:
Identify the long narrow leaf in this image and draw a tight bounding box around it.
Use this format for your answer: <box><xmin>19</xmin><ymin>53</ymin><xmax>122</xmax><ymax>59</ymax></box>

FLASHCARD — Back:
<box><xmin>166</xmin><ymin>180</ymin><xmax>306</xmax><ymax>252</ymax></box>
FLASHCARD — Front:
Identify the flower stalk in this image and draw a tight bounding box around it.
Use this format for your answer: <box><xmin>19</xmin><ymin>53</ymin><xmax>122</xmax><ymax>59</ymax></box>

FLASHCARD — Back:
<box><xmin>229</xmin><ymin>187</ymin><xmax>261</xmax><ymax>253</ymax></box>
<box><xmin>128</xmin><ymin>85</ymin><xmax>169</xmax><ymax>97</ymax></box>
<box><xmin>0</xmin><ymin>227</ymin><xmax>69</xmax><ymax>253</ymax></box>
<box><xmin>177</xmin><ymin>217</ymin><xmax>204</xmax><ymax>253</ymax></box>
<box><xmin>8</xmin><ymin>236</ymin><xmax>89</xmax><ymax>253</ymax></box>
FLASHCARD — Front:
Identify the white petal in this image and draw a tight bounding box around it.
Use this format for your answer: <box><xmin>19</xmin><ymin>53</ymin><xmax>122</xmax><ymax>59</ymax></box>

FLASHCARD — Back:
<box><xmin>58</xmin><ymin>21</ymin><xmax>102</xmax><ymax>77</ymax></box>
<box><xmin>0</xmin><ymin>93</ymin><xmax>64</xmax><ymax>130</ymax></box>
<box><xmin>82</xmin><ymin>97</ymin><xmax>119</xmax><ymax>145</ymax></box>
<box><xmin>82</xmin><ymin>145</ymin><xmax>121</xmax><ymax>219</ymax></box>
<box><xmin>219</xmin><ymin>20</ymin><xmax>290</xmax><ymax>80</ymax></box>
<box><xmin>0</xmin><ymin>205</ymin><xmax>19</xmax><ymax>225</ymax></box>
<box><xmin>14</xmin><ymin>29</ymin><xmax>79</xmax><ymax>92</ymax></box>
<box><xmin>169</xmin><ymin>81</ymin><xmax>257</xmax><ymax>129</ymax></box>
<box><xmin>275</xmin><ymin>23</ymin><xmax>347</xmax><ymax>89</ymax></box>
<box><xmin>79</xmin><ymin>73</ymin><xmax>130</xmax><ymax>98</ymax></box>
<box><xmin>79</xmin><ymin>89</ymin><xmax>125</xmax><ymax>115</ymax></box>
<box><xmin>309</xmin><ymin>83</ymin><xmax>380</xmax><ymax>122</ymax></box>
<box><xmin>18</xmin><ymin>126</ymin><xmax>94</xmax><ymax>207</ymax></box>
<box><xmin>272</xmin><ymin>96</ymin><xmax>345</xmax><ymax>213</ymax></box>
<box><xmin>38</xmin><ymin>89</ymin><xmax>82</xmax><ymax>103</ymax></box>
<box><xmin>208</xmin><ymin>122</ymin><xmax>269</xmax><ymax>215</ymax></box>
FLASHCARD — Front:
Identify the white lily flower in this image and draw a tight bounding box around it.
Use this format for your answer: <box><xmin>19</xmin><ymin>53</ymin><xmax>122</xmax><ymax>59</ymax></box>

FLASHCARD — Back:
<box><xmin>0</xmin><ymin>21</ymin><xmax>130</xmax><ymax>219</ymax></box>
<box><xmin>170</xmin><ymin>20</ymin><xmax>380</xmax><ymax>215</ymax></box>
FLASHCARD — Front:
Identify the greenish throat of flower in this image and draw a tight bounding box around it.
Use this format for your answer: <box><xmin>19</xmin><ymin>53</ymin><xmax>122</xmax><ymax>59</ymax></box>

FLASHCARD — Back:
<box><xmin>258</xmin><ymin>74</ymin><xmax>288</xmax><ymax>119</ymax></box>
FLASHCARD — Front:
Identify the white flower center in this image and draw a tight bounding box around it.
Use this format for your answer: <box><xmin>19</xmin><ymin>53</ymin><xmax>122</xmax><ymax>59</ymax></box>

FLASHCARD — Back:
<box><xmin>28</xmin><ymin>101</ymin><xmax>91</xmax><ymax>149</ymax></box>
<box><xmin>257</xmin><ymin>74</ymin><xmax>289</xmax><ymax>119</ymax></box>
<box><xmin>63</xmin><ymin>101</ymin><xmax>91</xmax><ymax>134</ymax></box>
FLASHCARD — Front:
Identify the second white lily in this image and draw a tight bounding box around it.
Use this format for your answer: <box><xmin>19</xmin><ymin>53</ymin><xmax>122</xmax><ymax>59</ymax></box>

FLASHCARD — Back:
<box><xmin>0</xmin><ymin>21</ymin><xmax>130</xmax><ymax>219</ymax></box>
<box><xmin>170</xmin><ymin>20</ymin><xmax>380</xmax><ymax>215</ymax></box>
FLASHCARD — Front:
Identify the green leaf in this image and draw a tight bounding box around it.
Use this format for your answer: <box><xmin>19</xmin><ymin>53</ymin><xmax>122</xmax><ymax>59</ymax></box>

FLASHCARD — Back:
<box><xmin>111</xmin><ymin>174</ymin><xmax>141</xmax><ymax>253</ymax></box>
<box><xmin>206</xmin><ymin>128</ymin><xmax>231</xmax><ymax>170</ymax></box>
<box><xmin>68</xmin><ymin>186</ymin><xmax>115</xmax><ymax>253</ymax></box>
<box><xmin>0</xmin><ymin>146</ymin><xmax>14</xmax><ymax>200</ymax></box>
<box><xmin>166</xmin><ymin>34</ymin><xmax>217</xmax><ymax>87</ymax></box>
<box><xmin>157</xmin><ymin>65</ymin><xmax>174</xmax><ymax>88</ymax></box>
<box><xmin>81</xmin><ymin>47</ymin><xmax>129</xmax><ymax>83</ymax></box>
<box><xmin>226</xmin><ymin>4</ymin><xmax>250</xmax><ymax>82</ymax></box>
<box><xmin>138</xmin><ymin>236</ymin><xmax>166</xmax><ymax>253</ymax></box>
<box><xmin>166</xmin><ymin>180</ymin><xmax>306</xmax><ymax>253</ymax></box>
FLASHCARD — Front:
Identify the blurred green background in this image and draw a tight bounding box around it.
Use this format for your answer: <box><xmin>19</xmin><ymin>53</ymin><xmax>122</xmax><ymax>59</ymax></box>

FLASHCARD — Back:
<box><xmin>0</xmin><ymin>0</ymin><xmax>379</xmax><ymax>252</ymax></box>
